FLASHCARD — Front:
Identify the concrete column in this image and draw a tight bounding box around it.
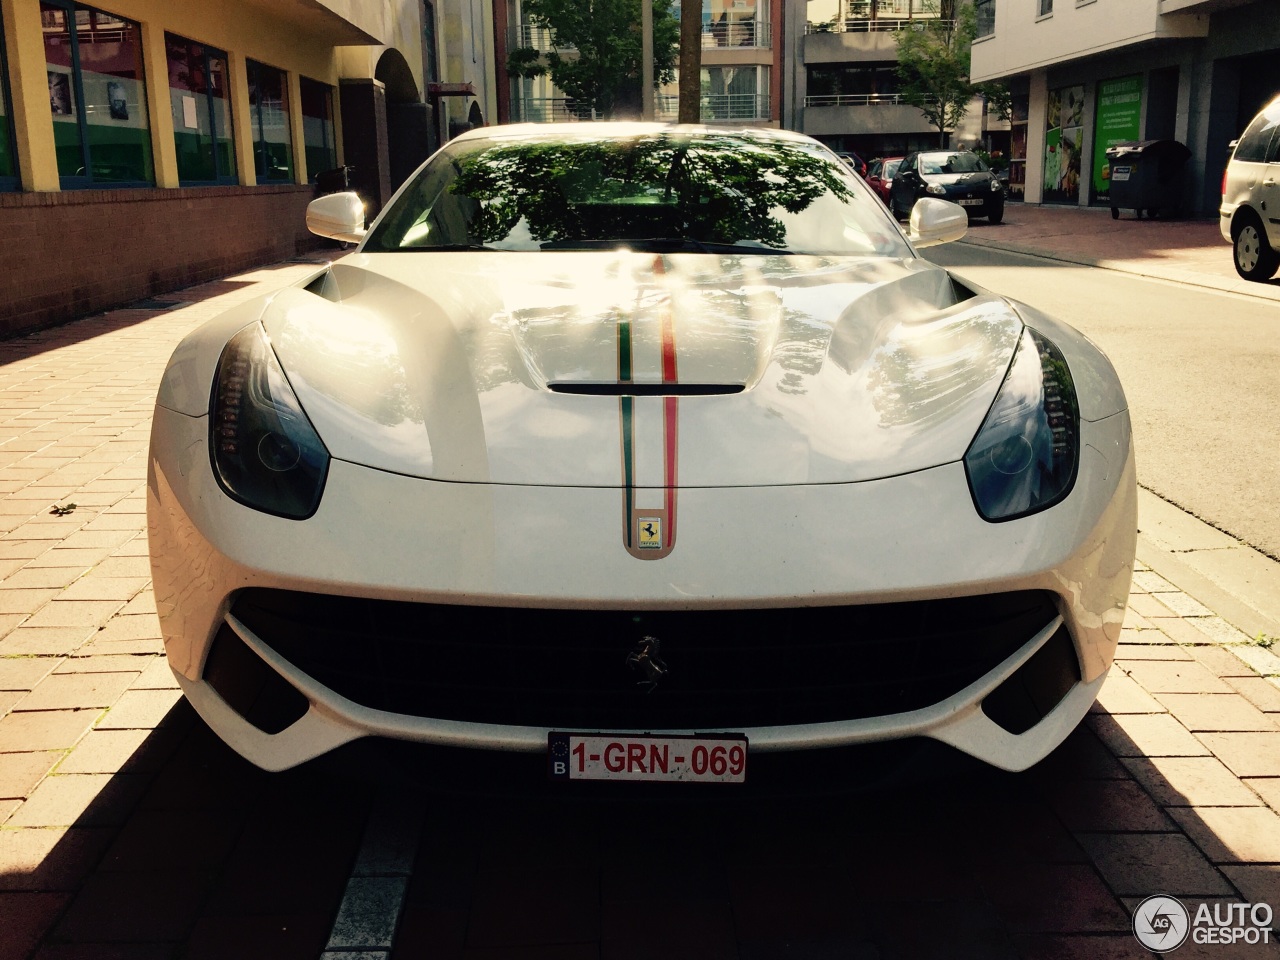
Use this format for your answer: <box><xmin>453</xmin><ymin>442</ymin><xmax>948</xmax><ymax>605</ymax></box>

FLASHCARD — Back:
<box><xmin>1024</xmin><ymin>69</ymin><xmax>1047</xmax><ymax>205</ymax></box>
<box><xmin>227</xmin><ymin>50</ymin><xmax>258</xmax><ymax>186</ymax></box>
<box><xmin>2</xmin><ymin>0</ymin><xmax>59</xmax><ymax>191</ymax></box>
<box><xmin>139</xmin><ymin>19</ymin><xmax>179</xmax><ymax>188</ymax></box>
<box><xmin>1078</xmin><ymin>79</ymin><xmax>1095</xmax><ymax>207</ymax></box>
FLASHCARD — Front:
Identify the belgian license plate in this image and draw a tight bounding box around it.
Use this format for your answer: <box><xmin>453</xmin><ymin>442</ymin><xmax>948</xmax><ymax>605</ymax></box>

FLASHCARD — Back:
<box><xmin>548</xmin><ymin>732</ymin><xmax>747</xmax><ymax>783</ymax></box>
<box><xmin>1111</xmin><ymin>166</ymin><xmax>1132</xmax><ymax>181</ymax></box>
<box><xmin>958</xmin><ymin>198</ymin><xmax>985</xmax><ymax>207</ymax></box>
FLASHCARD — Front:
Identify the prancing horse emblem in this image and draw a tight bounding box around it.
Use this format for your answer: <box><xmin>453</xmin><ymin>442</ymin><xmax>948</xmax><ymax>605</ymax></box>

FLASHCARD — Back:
<box><xmin>626</xmin><ymin>636</ymin><xmax>669</xmax><ymax>693</ymax></box>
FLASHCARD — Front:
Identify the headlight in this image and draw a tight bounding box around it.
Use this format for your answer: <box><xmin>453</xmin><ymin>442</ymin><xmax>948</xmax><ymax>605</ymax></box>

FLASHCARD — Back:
<box><xmin>990</xmin><ymin>178</ymin><xmax>1003</xmax><ymax>193</ymax></box>
<box><xmin>964</xmin><ymin>328</ymin><xmax>1079</xmax><ymax>522</ymax></box>
<box><xmin>926</xmin><ymin>183</ymin><xmax>947</xmax><ymax>196</ymax></box>
<box><xmin>210</xmin><ymin>323</ymin><xmax>330</xmax><ymax>519</ymax></box>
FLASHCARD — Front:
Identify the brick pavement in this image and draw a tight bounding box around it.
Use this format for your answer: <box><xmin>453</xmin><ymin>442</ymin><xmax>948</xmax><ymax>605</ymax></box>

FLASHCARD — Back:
<box><xmin>0</xmin><ymin>224</ymin><xmax>1277</xmax><ymax>958</ymax></box>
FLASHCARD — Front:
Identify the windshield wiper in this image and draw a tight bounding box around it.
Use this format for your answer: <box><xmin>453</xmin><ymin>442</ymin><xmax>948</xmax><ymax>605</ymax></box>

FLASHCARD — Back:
<box><xmin>539</xmin><ymin>237</ymin><xmax>793</xmax><ymax>255</ymax></box>
<box><xmin>404</xmin><ymin>243</ymin><xmax>497</xmax><ymax>252</ymax></box>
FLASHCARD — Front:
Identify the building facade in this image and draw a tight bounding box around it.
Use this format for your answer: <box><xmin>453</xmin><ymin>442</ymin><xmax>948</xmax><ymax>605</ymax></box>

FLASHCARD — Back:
<box><xmin>0</xmin><ymin>0</ymin><xmax>494</xmax><ymax>335</ymax></box>
<box><xmin>785</xmin><ymin>0</ymin><xmax>998</xmax><ymax>162</ymax></box>
<box><xmin>494</xmin><ymin>0</ymin><xmax>783</xmax><ymax>126</ymax></box>
<box><xmin>970</xmin><ymin>0</ymin><xmax>1279</xmax><ymax>214</ymax></box>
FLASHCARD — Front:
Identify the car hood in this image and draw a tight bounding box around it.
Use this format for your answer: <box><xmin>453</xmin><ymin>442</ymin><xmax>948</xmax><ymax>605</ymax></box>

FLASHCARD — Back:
<box><xmin>261</xmin><ymin>252</ymin><xmax>1023</xmax><ymax>487</ymax></box>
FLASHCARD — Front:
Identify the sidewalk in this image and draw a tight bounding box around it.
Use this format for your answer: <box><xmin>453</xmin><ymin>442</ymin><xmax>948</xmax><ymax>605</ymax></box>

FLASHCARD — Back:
<box><xmin>960</xmin><ymin>202</ymin><xmax>1280</xmax><ymax>304</ymax></box>
<box><xmin>0</xmin><ymin>238</ymin><xmax>1278</xmax><ymax>958</ymax></box>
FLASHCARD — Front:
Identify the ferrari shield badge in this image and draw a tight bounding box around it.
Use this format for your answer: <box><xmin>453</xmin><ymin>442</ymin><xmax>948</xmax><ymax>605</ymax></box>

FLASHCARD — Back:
<box><xmin>637</xmin><ymin>517</ymin><xmax>662</xmax><ymax>549</ymax></box>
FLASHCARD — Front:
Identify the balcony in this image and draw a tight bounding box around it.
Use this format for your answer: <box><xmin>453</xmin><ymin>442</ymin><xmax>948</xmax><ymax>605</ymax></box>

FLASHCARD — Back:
<box><xmin>702</xmin><ymin>20</ymin><xmax>772</xmax><ymax>48</ymax></box>
<box><xmin>512</xmin><ymin>94</ymin><xmax>772</xmax><ymax>124</ymax></box>
<box><xmin>514</xmin><ymin>23</ymin><xmax>574</xmax><ymax>52</ymax></box>
<box><xmin>801</xmin><ymin>94</ymin><xmax>937</xmax><ymax>137</ymax></box>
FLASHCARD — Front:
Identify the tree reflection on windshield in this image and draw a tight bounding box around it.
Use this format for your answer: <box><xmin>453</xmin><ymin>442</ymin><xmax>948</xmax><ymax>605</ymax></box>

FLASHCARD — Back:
<box><xmin>365</xmin><ymin>131</ymin><xmax>906</xmax><ymax>256</ymax></box>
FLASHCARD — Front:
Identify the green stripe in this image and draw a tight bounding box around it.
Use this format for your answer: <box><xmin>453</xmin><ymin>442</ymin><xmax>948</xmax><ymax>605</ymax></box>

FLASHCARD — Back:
<box><xmin>621</xmin><ymin>395</ymin><xmax>634</xmax><ymax>547</ymax></box>
<box><xmin>618</xmin><ymin>318</ymin><xmax>632</xmax><ymax>383</ymax></box>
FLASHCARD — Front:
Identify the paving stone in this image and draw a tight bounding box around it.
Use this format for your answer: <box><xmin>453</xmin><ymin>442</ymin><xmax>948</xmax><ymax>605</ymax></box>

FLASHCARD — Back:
<box><xmin>1088</xmin><ymin>713</ymin><xmax>1212</xmax><ymax>758</ymax></box>
<box><xmin>0</xmin><ymin>627</ymin><xmax>96</xmax><ymax>657</ymax></box>
<box><xmin>976</xmin><ymin>863</ymin><xmax>1129</xmax><ymax>933</ymax></box>
<box><xmin>0</xmin><ymin>657</ymin><xmax>60</xmax><ymax>691</ymax></box>
<box><xmin>1077</xmin><ymin>833</ymin><xmax>1234</xmax><ymax>896</ymax></box>
<box><xmin>0</xmin><ymin>827</ymin><xmax>114</xmax><ymax>892</ymax></box>
<box><xmin>1114</xmin><ymin>642</ymin><xmax>1192</xmax><ymax>661</ymax></box>
<box><xmin>96</xmin><ymin>689</ymin><xmax>182</xmax><ymax>730</ymax></box>
<box><xmin>55</xmin><ymin>577</ymin><xmax>150</xmax><ymax>602</ymax></box>
<box><xmin>0</xmin><ymin>892</ymin><xmax>71</xmax><ymax>959</ymax></box>
<box><xmin>0</xmin><ymin>750</ymin><xmax>61</xmax><ymax>801</ymax></box>
<box><xmin>1092</xmin><ymin>669</ymin><xmax>1166</xmax><ymax>714</ymax></box>
<box><xmin>1154</xmin><ymin>693</ymin><xmax>1278</xmax><ymax>732</ymax></box>
<box><xmin>1190</xmin><ymin>617</ymin><xmax>1254</xmax><ymax>646</ymax></box>
<box><xmin>1231</xmin><ymin>644</ymin><xmax>1280</xmax><ymax>677</ymax></box>
<box><xmin>1168</xmin><ymin>806</ymin><xmax>1280</xmax><ymax>864</ymax></box>
<box><xmin>0</xmin><ymin>709</ymin><xmax>100</xmax><ymax>753</ymax></box>
<box><xmin>22</xmin><ymin>600</ymin><xmax>125</xmax><ymax>629</ymax></box>
<box><xmin>93</xmin><ymin>614</ymin><xmax>162</xmax><ymax>642</ymax></box>
<box><xmin>1227</xmin><ymin>676</ymin><xmax>1280</xmax><ymax>713</ymax></box>
<box><xmin>183</xmin><ymin>914</ymin><xmax>334</xmax><ymax>960</ymax></box>
<box><xmin>1121</xmin><ymin>660</ymin><xmax>1234</xmax><ymax>694</ymax></box>
<box><xmin>1046</xmin><ymin>778</ymin><xmax>1175</xmax><ymax>832</ymax></box>
<box><xmin>15</xmin><ymin>672</ymin><xmax>139</xmax><ymax>712</ymax></box>
<box><xmin>1127</xmin><ymin>594</ymin><xmax>1176</xmax><ymax>619</ymax></box>
<box><xmin>0</xmin><ymin>589</ymin><xmax>58</xmax><ymax>615</ymax></box>
<box><xmin>1245</xmin><ymin>778</ymin><xmax>1280</xmax><ymax>812</ymax></box>
<box><xmin>1120</xmin><ymin>757</ymin><xmax>1263</xmax><ymax>808</ymax></box>
<box><xmin>53</xmin><ymin>654</ymin><xmax>156</xmax><ymax>674</ymax></box>
<box><xmin>0</xmin><ymin>567</ymin><xmax>84</xmax><ymax>589</ymax></box>
<box><xmin>6</xmin><ymin>773</ymin><xmax>148</xmax><ymax>828</ymax></box>
<box><xmin>1155</xmin><ymin>592</ymin><xmax>1216</xmax><ymax>618</ymax></box>
<box><xmin>1221</xmin><ymin>865</ymin><xmax>1280</xmax><ymax>912</ymax></box>
<box><xmin>1189</xmin><ymin>644</ymin><xmax>1262</xmax><ymax>678</ymax></box>
<box><xmin>1132</xmin><ymin>571</ymin><xmax>1177</xmax><ymax>593</ymax></box>
<box><xmin>1198</xmin><ymin>733</ymin><xmax>1280</xmax><ymax>778</ymax></box>
<box><xmin>53</xmin><ymin>871</ymin><xmax>211</xmax><ymax>942</ymax></box>
<box><xmin>1007</xmin><ymin>934</ymin><xmax>1157</xmax><ymax>960</ymax></box>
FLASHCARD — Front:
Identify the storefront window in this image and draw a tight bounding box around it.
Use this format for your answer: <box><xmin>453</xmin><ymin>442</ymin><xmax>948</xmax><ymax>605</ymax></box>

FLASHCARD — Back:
<box><xmin>0</xmin><ymin>18</ymin><xmax>17</xmax><ymax>188</ymax></box>
<box><xmin>166</xmin><ymin>34</ymin><xmax>235</xmax><ymax>185</ymax></box>
<box><xmin>247</xmin><ymin>59</ymin><xmax>293</xmax><ymax>182</ymax></box>
<box><xmin>299</xmin><ymin>77</ymin><xmax>336</xmax><ymax>180</ymax></box>
<box><xmin>40</xmin><ymin>2</ymin><xmax>154</xmax><ymax>187</ymax></box>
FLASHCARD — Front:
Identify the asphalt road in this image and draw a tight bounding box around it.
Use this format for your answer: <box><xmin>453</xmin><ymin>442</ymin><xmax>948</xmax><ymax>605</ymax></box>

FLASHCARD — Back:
<box><xmin>923</xmin><ymin>242</ymin><xmax>1280</xmax><ymax>561</ymax></box>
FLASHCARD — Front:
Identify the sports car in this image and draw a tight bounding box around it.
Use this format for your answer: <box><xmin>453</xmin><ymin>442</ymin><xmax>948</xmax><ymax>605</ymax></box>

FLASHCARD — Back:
<box><xmin>147</xmin><ymin>123</ymin><xmax>1136</xmax><ymax>778</ymax></box>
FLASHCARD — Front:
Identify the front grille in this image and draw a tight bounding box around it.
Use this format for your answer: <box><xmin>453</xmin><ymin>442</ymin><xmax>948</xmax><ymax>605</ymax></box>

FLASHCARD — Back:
<box><xmin>229</xmin><ymin>589</ymin><xmax>1059</xmax><ymax>730</ymax></box>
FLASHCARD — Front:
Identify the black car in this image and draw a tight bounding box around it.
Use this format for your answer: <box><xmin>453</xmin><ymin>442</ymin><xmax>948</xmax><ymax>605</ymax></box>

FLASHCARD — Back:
<box><xmin>889</xmin><ymin>150</ymin><xmax>1004</xmax><ymax>224</ymax></box>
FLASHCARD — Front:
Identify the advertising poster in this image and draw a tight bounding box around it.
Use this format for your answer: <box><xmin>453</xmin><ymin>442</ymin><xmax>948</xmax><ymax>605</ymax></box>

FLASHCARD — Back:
<box><xmin>1043</xmin><ymin>85</ymin><xmax>1084</xmax><ymax>204</ymax></box>
<box><xmin>1092</xmin><ymin>76</ymin><xmax>1143</xmax><ymax>201</ymax></box>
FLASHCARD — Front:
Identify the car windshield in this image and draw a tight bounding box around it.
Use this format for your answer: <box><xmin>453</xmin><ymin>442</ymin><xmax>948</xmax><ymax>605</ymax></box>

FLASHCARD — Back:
<box><xmin>363</xmin><ymin>130</ymin><xmax>909</xmax><ymax>257</ymax></box>
<box><xmin>884</xmin><ymin>159</ymin><xmax>901</xmax><ymax>178</ymax></box>
<box><xmin>918</xmin><ymin>152</ymin><xmax>988</xmax><ymax>175</ymax></box>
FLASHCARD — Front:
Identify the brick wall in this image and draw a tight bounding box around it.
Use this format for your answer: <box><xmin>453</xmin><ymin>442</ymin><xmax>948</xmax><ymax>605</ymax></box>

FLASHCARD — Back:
<box><xmin>0</xmin><ymin>185</ymin><xmax>326</xmax><ymax>338</ymax></box>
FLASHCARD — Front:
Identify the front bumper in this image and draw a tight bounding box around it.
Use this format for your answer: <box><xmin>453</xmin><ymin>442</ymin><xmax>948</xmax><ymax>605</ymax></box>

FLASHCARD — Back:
<box><xmin>149</xmin><ymin>405</ymin><xmax>1136</xmax><ymax>772</ymax></box>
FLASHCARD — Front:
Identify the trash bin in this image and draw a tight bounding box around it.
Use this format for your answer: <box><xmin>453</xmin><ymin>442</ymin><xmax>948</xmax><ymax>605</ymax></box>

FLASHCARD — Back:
<box><xmin>1104</xmin><ymin>140</ymin><xmax>1192</xmax><ymax>220</ymax></box>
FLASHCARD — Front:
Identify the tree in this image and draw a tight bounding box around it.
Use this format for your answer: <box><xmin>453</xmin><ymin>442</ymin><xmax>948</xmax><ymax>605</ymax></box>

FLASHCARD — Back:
<box><xmin>894</xmin><ymin>0</ymin><xmax>1009</xmax><ymax>147</ymax></box>
<box><xmin>506</xmin><ymin>0</ymin><xmax>680</xmax><ymax>119</ymax></box>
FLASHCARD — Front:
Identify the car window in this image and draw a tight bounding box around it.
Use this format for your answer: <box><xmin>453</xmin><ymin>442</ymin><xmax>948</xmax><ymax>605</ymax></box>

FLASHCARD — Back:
<box><xmin>867</xmin><ymin>159</ymin><xmax>882</xmax><ymax>178</ymax></box>
<box><xmin>365</xmin><ymin>131</ymin><xmax>911</xmax><ymax>258</ymax></box>
<box><xmin>884</xmin><ymin>159</ymin><xmax>901</xmax><ymax>179</ymax></box>
<box><xmin>901</xmin><ymin>154</ymin><xmax>916</xmax><ymax>174</ymax></box>
<box><xmin>918</xmin><ymin>152</ymin><xmax>988</xmax><ymax>175</ymax></box>
<box><xmin>1234</xmin><ymin>100</ymin><xmax>1280</xmax><ymax>163</ymax></box>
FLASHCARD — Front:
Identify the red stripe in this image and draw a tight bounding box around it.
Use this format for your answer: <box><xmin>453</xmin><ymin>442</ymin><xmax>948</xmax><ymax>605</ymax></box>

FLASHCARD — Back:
<box><xmin>653</xmin><ymin>257</ymin><xmax>678</xmax><ymax>384</ymax></box>
<box><xmin>664</xmin><ymin>395</ymin><xmax>678</xmax><ymax>534</ymax></box>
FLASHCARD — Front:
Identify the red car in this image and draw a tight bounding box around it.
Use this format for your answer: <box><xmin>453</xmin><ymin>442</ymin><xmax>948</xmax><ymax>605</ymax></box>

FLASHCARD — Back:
<box><xmin>866</xmin><ymin>157</ymin><xmax>903</xmax><ymax>206</ymax></box>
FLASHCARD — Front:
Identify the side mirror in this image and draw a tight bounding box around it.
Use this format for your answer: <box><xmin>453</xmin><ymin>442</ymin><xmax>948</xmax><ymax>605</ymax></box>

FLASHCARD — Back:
<box><xmin>306</xmin><ymin>192</ymin><xmax>366</xmax><ymax>243</ymax></box>
<box><xmin>907</xmin><ymin>197</ymin><xmax>968</xmax><ymax>248</ymax></box>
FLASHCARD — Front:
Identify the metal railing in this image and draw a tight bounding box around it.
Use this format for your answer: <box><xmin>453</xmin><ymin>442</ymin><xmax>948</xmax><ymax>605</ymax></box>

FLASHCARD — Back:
<box><xmin>806</xmin><ymin>15</ymin><xmax>950</xmax><ymax>34</ymax></box>
<box><xmin>514</xmin><ymin>23</ymin><xmax>574</xmax><ymax>51</ymax></box>
<box><xmin>513</xmin><ymin>95</ymin><xmax>772</xmax><ymax>124</ymax></box>
<box><xmin>803</xmin><ymin>93</ymin><xmax>911</xmax><ymax>107</ymax></box>
<box><xmin>702</xmin><ymin>20</ymin><xmax>772</xmax><ymax>48</ymax></box>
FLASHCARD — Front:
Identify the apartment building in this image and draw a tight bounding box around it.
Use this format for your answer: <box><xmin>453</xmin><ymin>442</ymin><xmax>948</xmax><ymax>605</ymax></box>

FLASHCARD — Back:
<box><xmin>784</xmin><ymin>0</ymin><xmax>995</xmax><ymax>162</ymax></box>
<box><xmin>970</xmin><ymin>0</ymin><xmax>1279</xmax><ymax>214</ymax></box>
<box><xmin>0</xmin><ymin>0</ymin><xmax>495</xmax><ymax>335</ymax></box>
<box><xmin>494</xmin><ymin>0</ymin><xmax>783</xmax><ymax>125</ymax></box>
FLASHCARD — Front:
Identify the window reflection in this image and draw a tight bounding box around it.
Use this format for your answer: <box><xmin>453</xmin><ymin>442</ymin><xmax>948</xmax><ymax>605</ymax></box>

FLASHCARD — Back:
<box><xmin>166</xmin><ymin>33</ymin><xmax>236</xmax><ymax>185</ymax></box>
<box><xmin>248</xmin><ymin>60</ymin><xmax>293</xmax><ymax>182</ymax></box>
<box><xmin>300</xmin><ymin>77</ymin><xmax>337</xmax><ymax>181</ymax></box>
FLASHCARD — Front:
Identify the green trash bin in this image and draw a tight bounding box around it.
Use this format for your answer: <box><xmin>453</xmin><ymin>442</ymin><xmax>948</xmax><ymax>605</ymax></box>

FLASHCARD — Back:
<box><xmin>1104</xmin><ymin>140</ymin><xmax>1192</xmax><ymax>219</ymax></box>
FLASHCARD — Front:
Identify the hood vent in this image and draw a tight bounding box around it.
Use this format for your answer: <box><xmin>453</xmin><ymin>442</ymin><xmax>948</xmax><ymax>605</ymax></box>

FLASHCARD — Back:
<box><xmin>548</xmin><ymin>382</ymin><xmax>745</xmax><ymax>397</ymax></box>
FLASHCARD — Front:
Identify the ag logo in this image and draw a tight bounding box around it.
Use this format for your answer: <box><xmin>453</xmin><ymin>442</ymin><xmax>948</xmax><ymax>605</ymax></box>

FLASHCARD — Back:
<box><xmin>1133</xmin><ymin>895</ymin><xmax>1190</xmax><ymax>953</ymax></box>
<box><xmin>637</xmin><ymin>517</ymin><xmax>662</xmax><ymax>549</ymax></box>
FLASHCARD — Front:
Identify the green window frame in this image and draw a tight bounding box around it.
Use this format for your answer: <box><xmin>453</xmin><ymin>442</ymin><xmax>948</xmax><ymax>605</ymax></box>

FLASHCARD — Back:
<box><xmin>246</xmin><ymin>59</ymin><xmax>293</xmax><ymax>183</ymax></box>
<box><xmin>165</xmin><ymin>33</ymin><xmax>236</xmax><ymax>186</ymax></box>
<box><xmin>40</xmin><ymin>0</ymin><xmax>155</xmax><ymax>189</ymax></box>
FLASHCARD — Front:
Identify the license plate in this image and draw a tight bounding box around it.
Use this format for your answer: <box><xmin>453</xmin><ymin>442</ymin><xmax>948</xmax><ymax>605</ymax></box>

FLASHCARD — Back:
<box><xmin>1111</xmin><ymin>166</ymin><xmax>1131</xmax><ymax>181</ymax></box>
<box><xmin>548</xmin><ymin>732</ymin><xmax>747</xmax><ymax>783</ymax></box>
<box><xmin>958</xmin><ymin>198</ymin><xmax>985</xmax><ymax>207</ymax></box>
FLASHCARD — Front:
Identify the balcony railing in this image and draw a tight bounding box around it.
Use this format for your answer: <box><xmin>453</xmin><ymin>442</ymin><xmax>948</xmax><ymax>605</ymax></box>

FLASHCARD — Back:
<box><xmin>513</xmin><ymin>95</ymin><xmax>772</xmax><ymax>124</ymax></box>
<box><xmin>514</xmin><ymin>23</ymin><xmax>574</xmax><ymax>51</ymax></box>
<box><xmin>702</xmin><ymin>20</ymin><xmax>772</xmax><ymax>48</ymax></box>
<box><xmin>806</xmin><ymin>13</ymin><xmax>949</xmax><ymax>34</ymax></box>
<box><xmin>803</xmin><ymin>93</ymin><xmax>911</xmax><ymax>107</ymax></box>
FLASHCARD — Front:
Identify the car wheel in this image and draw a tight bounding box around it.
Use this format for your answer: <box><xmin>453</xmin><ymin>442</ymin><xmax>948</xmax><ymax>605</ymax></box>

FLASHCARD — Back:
<box><xmin>987</xmin><ymin>204</ymin><xmax>1004</xmax><ymax>225</ymax></box>
<box><xmin>1233</xmin><ymin>212</ymin><xmax>1280</xmax><ymax>281</ymax></box>
<box><xmin>1111</xmin><ymin>207</ymin><xmax>1119</xmax><ymax>220</ymax></box>
<box><xmin>890</xmin><ymin>197</ymin><xmax>906</xmax><ymax>221</ymax></box>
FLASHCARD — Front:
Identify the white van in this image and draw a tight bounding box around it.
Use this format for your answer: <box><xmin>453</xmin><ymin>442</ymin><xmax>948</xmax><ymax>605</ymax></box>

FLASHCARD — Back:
<box><xmin>1221</xmin><ymin>94</ymin><xmax>1280</xmax><ymax>282</ymax></box>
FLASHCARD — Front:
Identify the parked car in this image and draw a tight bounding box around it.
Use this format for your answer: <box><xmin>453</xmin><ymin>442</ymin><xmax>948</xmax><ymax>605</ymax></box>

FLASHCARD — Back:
<box><xmin>866</xmin><ymin>156</ymin><xmax>903</xmax><ymax>205</ymax></box>
<box><xmin>148</xmin><ymin>123</ymin><xmax>1135</xmax><ymax>779</ymax></box>
<box><xmin>890</xmin><ymin>149</ymin><xmax>1005</xmax><ymax>224</ymax></box>
<box><xmin>1220</xmin><ymin>94</ymin><xmax>1280</xmax><ymax>282</ymax></box>
<box><xmin>836</xmin><ymin>151</ymin><xmax>867</xmax><ymax>178</ymax></box>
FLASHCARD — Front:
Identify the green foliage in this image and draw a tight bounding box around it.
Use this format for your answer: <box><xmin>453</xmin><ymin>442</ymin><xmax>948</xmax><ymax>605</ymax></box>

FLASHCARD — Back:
<box><xmin>449</xmin><ymin>134</ymin><xmax>853</xmax><ymax>247</ymax></box>
<box><xmin>505</xmin><ymin>0</ymin><xmax>680</xmax><ymax>118</ymax></box>
<box><xmin>894</xmin><ymin>0</ymin><xmax>1009</xmax><ymax>144</ymax></box>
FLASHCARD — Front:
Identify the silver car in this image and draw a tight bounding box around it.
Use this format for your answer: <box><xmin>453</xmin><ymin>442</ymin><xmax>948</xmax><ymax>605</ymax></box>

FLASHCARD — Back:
<box><xmin>1220</xmin><ymin>94</ymin><xmax>1280</xmax><ymax>282</ymax></box>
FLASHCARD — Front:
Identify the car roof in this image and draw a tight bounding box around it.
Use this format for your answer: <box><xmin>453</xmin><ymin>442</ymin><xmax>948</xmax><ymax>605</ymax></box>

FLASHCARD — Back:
<box><xmin>451</xmin><ymin>122</ymin><xmax>820</xmax><ymax>148</ymax></box>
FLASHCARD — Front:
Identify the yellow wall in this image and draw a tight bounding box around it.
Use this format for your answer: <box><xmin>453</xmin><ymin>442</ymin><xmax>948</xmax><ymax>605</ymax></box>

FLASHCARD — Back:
<box><xmin>1</xmin><ymin>0</ymin><xmax>424</xmax><ymax>190</ymax></box>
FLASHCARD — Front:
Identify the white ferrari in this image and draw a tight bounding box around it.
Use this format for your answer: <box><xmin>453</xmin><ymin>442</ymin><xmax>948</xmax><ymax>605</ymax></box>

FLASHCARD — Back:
<box><xmin>147</xmin><ymin>124</ymin><xmax>1136</xmax><ymax>778</ymax></box>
